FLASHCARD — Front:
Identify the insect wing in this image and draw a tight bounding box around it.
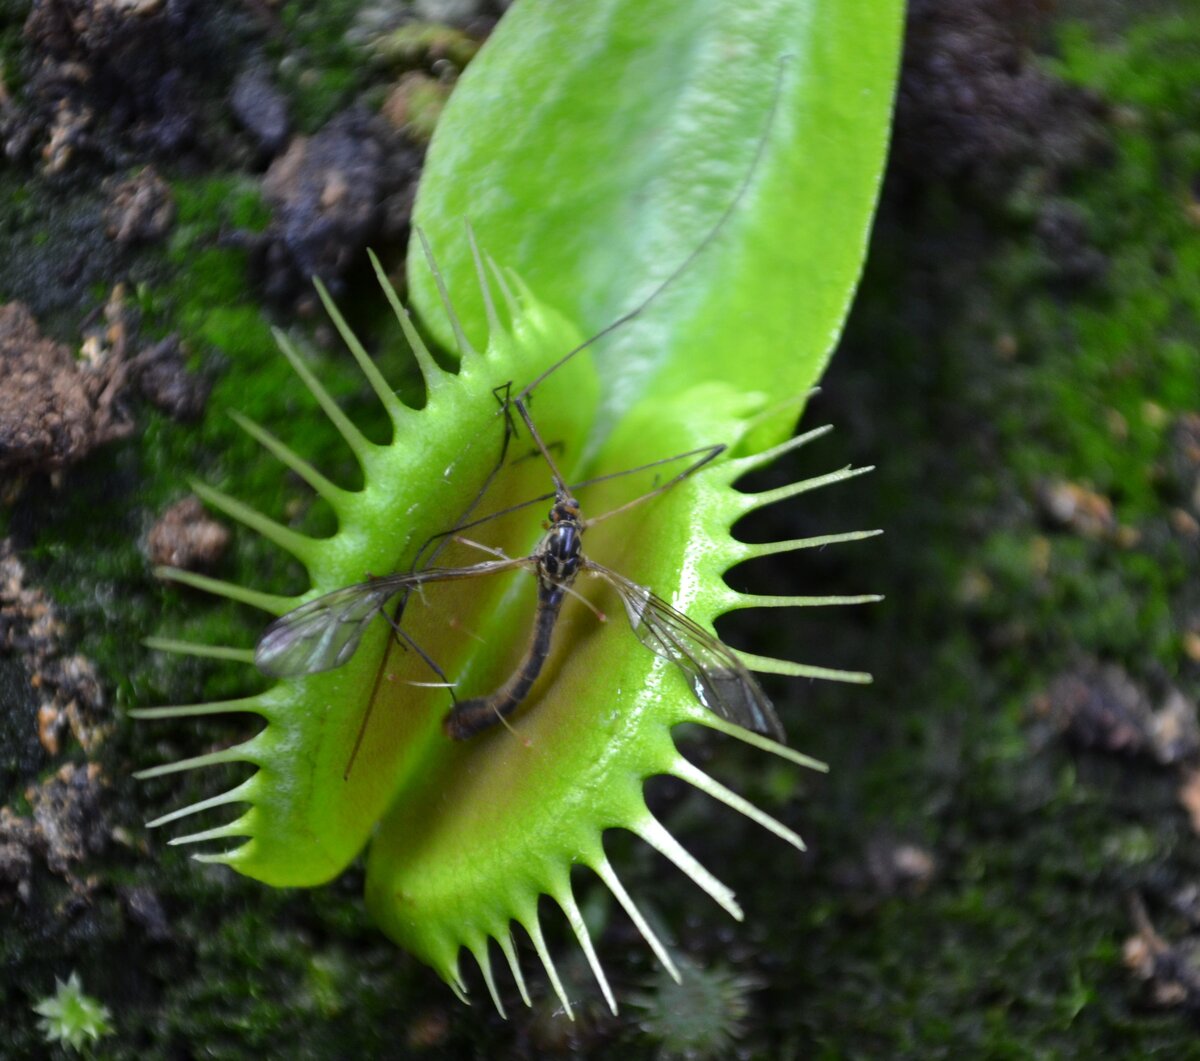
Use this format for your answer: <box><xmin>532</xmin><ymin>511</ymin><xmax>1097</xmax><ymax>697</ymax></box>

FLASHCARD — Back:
<box><xmin>255</xmin><ymin>556</ymin><xmax>533</xmax><ymax>679</ymax></box>
<box><xmin>588</xmin><ymin>563</ymin><xmax>786</xmax><ymax>741</ymax></box>
<box><xmin>255</xmin><ymin>578</ymin><xmax>408</xmax><ymax>678</ymax></box>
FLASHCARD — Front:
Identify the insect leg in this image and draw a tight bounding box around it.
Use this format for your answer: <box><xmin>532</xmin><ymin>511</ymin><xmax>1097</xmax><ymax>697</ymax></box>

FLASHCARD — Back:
<box><xmin>585</xmin><ymin>443</ymin><xmax>725</xmax><ymax>527</ymax></box>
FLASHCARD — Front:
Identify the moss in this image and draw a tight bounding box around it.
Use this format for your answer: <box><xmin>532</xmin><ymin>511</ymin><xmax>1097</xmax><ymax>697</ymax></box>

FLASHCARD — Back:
<box><xmin>274</xmin><ymin>0</ymin><xmax>372</xmax><ymax>134</ymax></box>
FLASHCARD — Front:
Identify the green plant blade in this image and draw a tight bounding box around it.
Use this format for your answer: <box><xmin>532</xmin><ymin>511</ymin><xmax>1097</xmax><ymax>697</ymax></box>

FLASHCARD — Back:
<box><xmin>409</xmin><ymin>0</ymin><xmax>903</xmax><ymax>434</ymax></box>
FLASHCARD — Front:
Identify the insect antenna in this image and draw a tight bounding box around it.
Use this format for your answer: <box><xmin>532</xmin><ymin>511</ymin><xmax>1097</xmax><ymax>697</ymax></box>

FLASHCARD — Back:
<box><xmin>513</xmin><ymin>54</ymin><xmax>792</xmax><ymax>407</ymax></box>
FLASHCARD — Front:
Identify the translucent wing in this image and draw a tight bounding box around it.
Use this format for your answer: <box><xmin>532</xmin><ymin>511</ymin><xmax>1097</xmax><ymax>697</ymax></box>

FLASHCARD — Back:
<box><xmin>255</xmin><ymin>557</ymin><xmax>529</xmax><ymax>678</ymax></box>
<box><xmin>586</xmin><ymin>561</ymin><xmax>786</xmax><ymax>741</ymax></box>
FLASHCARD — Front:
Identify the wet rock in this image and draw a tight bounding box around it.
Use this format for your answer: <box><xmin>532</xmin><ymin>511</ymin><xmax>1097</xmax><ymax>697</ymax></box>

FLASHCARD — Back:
<box><xmin>146</xmin><ymin>495</ymin><xmax>230</xmax><ymax>571</ymax></box>
<box><xmin>6</xmin><ymin>0</ymin><xmax>233</xmax><ymax>170</ymax></box>
<box><xmin>120</xmin><ymin>885</ymin><xmax>171</xmax><ymax>941</ymax></box>
<box><xmin>230</xmin><ymin>64</ymin><xmax>289</xmax><ymax>156</ymax></box>
<box><xmin>0</xmin><ymin>301</ymin><xmax>136</xmax><ymax>476</ymax></box>
<box><xmin>30</xmin><ymin>762</ymin><xmax>108</xmax><ymax>876</ymax></box>
<box><xmin>1</xmin><ymin>539</ymin><xmax>108</xmax><ymax>756</ymax></box>
<box><xmin>134</xmin><ymin>335</ymin><xmax>209</xmax><ymax>422</ymax></box>
<box><xmin>255</xmin><ymin>108</ymin><xmax>419</xmax><ymax>304</ymax></box>
<box><xmin>0</xmin><ymin>762</ymin><xmax>109</xmax><ymax>903</ymax></box>
<box><xmin>1033</xmin><ymin>662</ymin><xmax>1200</xmax><ymax>766</ymax></box>
<box><xmin>1125</xmin><ymin>897</ymin><xmax>1200</xmax><ymax>1012</ymax></box>
<box><xmin>832</xmin><ymin>833</ymin><xmax>938</xmax><ymax>900</ymax></box>
<box><xmin>894</xmin><ymin>0</ymin><xmax>1104</xmax><ymax>195</ymax></box>
<box><xmin>0</xmin><ymin>807</ymin><xmax>39</xmax><ymax>904</ymax></box>
<box><xmin>1166</xmin><ymin>412</ymin><xmax>1200</xmax><ymax>515</ymax></box>
<box><xmin>102</xmin><ymin>164</ymin><xmax>175</xmax><ymax>244</ymax></box>
<box><xmin>1036</xmin><ymin>199</ymin><xmax>1109</xmax><ymax>286</ymax></box>
<box><xmin>1035</xmin><ymin>479</ymin><xmax>1116</xmax><ymax>539</ymax></box>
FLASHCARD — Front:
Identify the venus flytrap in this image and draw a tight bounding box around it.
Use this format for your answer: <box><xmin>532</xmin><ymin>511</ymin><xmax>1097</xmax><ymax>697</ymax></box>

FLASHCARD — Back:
<box><xmin>136</xmin><ymin>246</ymin><xmax>879</xmax><ymax>1012</ymax></box>
<box><xmin>134</xmin><ymin>0</ymin><xmax>901</xmax><ymax>1018</ymax></box>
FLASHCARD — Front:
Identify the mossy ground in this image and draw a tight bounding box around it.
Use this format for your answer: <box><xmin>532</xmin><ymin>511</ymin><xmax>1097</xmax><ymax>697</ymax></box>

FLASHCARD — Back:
<box><xmin>3</xmin><ymin>5</ymin><xmax>1200</xmax><ymax>1058</ymax></box>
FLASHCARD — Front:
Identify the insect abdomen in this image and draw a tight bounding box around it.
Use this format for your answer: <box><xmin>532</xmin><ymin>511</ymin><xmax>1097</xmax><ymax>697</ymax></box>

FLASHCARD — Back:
<box><xmin>443</xmin><ymin>583</ymin><xmax>567</xmax><ymax>740</ymax></box>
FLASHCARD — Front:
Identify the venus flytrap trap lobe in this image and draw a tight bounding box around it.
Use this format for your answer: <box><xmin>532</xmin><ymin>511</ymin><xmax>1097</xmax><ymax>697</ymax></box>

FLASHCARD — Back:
<box><xmin>133</xmin><ymin>99</ymin><xmax>882</xmax><ymax>1017</ymax></box>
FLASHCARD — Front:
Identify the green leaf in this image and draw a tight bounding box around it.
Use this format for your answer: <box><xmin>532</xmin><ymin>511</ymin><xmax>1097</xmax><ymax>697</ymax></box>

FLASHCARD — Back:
<box><xmin>410</xmin><ymin>0</ymin><xmax>903</xmax><ymax>435</ymax></box>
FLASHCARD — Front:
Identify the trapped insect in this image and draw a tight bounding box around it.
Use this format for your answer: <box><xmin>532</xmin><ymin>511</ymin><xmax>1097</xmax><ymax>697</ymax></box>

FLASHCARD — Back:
<box><xmin>254</xmin><ymin>388</ymin><xmax>786</xmax><ymax>744</ymax></box>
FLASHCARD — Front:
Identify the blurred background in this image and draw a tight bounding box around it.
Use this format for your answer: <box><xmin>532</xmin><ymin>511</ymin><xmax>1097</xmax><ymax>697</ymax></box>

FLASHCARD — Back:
<box><xmin>2</xmin><ymin>1</ymin><xmax>1199</xmax><ymax>1056</ymax></box>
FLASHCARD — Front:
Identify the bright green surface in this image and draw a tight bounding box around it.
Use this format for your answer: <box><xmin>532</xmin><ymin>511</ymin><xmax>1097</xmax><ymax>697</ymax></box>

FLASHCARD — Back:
<box><xmin>409</xmin><ymin>0</ymin><xmax>904</xmax><ymax>437</ymax></box>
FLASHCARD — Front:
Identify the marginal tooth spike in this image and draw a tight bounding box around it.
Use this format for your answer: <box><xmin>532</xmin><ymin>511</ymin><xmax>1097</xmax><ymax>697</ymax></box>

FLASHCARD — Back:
<box><xmin>128</xmin><ymin>696</ymin><xmax>266</xmax><ymax>721</ymax></box>
<box><xmin>367</xmin><ymin>249</ymin><xmax>448</xmax><ymax>394</ymax></box>
<box><xmin>723</xmin><ymin>591</ymin><xmax>884</xmax><ymax>610</ymax></box>
<box><xmin>737</xmin><ymin>388</ymin><xmax>820</xmax><ymax>438</ymax></box>
<box><xmin>273</xmin><ymin>327</ymin><xmax>374</xmax><ymax>462</ymax></box>
<box><xmin>469</xmin><ymin>940</ymin><xmax>506</xmax><ymax>1018</ymax></box>
<box><xmin>742</xmin><ymin>464</ymin><xmax>874</xmax><ymax>512</ymax></box>
<box><xmin>558</xmin><ymin>888</ymin><xmax>617</xmax><ymax>1015</ymax></box>
<box><xmin>694</xmin><ymin>713</ymin><xmax>830</xmax><ymax>772</ymax></box>
<box><xmin>145</xmin><ymin>779</ymin><xmax>255</xmax><ymax>829</ymax></box>
<box><xmin>192</xmin><ymin>848</ymin><xmax>241</xmax><ymax>865</ymax></box>
<box><xmin>736</xmin><ymin>649</ymin><xmax>873</xmax><ymax>685</ymax></box>
<box><xmin>728</xmin><ymin>424</ymin><xmax>834</xmax><ymax>475</ymax></box>
<box><xmin>313</xmin><ymin>275</ymin><xmax>407</xmax><ymax>425</ymax></box>
<box><xmin>229</xmin><ymin>411</ymin><xmax>348</xmax><ymax>505</ymax></box>
<box><xmin>189</xmin><ymin>480</ymin><xmax>316</xmax><ymax>565</ymax></box>
<box><xmin>415</xmin><ymin>227</ymin><xmax>476</xmax><ymax>359</ymax></box>
<box><xmin>634</xmin><ymin>815</ymin><xmax>743</xmax><ymax>922</ymax></box>
<box><xmin>141</xmin><ymin>637</ymin><xmax>255</xmax><ymax>664</ymax></box>
<box><xmin>671</xmin><ymin>756</ymin><xmax>805</xmax><ymax>852</ymax></box>
<box><xmin>485</xmin><ymin>253</ymin><xmax>520</xmax><ymax>320</ymax></box>
<box><xmin>446</xmin><ymin>966</ymin><xmax>471</xmax><ymax>1006</ymax></box>
<box><xmin>496</xmin><ymin>929</ymin><xmax>532</xmax><ymax>1008</ymax></box>
<box><xmin>167</xmin><ymin>814</ymin><xmax>253</xmax><ymax>847</ymax></box>
<box><xmin>732</xmin><ymin>529</ymin><xmax>883</xmax><ymax>563</ymax></box>
<box><xmin>153</xmin><ymin>567</ymin><xmax>294</xmax><ymax>615</ymax></box>
<box><xmin>524</xmin><ymin>914</ymin><xmax>573</xmax><ymax>1020</ymax></box>
<box><xmin>593</xmin><ymin>857</ymin><xmax>680</xmax><ymax>983</ymax></box>
<box><xmin>464</xmin><ymin>222</ymin><xmax>501</xmax><ymax>335</ymax></box>
<box><xmin>133</xmin><ymin>746</ymin><xmax>249</xmax><ymax>780</ymax></box>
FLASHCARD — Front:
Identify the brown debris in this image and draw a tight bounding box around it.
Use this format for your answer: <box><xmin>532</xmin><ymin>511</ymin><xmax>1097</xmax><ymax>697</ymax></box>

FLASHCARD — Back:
<box><xmin>1125</xmin><ymin>896</ymin><xmax>1200</xmax><ymax>1011</ymax></box>
<box><xmin>1035</xmin><ymin>479</ymin><xmax>1116</xmax><ymax>539</ymax></box>
<box><xmin>381</xmin><ymin>72</ymin><xmax>452</xmax><ymax>142</ymax></box>
<box><xmin>1032</xmin><ymin>662</ymin><xmax>1200</xmax><ymax>766</ymax></box>
<box><xmin>146</xmin><ymin>496</ymin><xmax>230</xmax><ymax>571</ymax></box>
<box><xmin>30</xmin><ymin>762</ymin><xmax>108</xmax><ymax>877</ymax></box>
<box><xmin>1179</xmin><ymin>771</ymin><xmax>1200</xmax><ymax>836</ymax></box>
<box><xmin>6</xmin><ymin>0</ymin><xmax>213</xmax><ymax>170</ymax></box>
<box><xmin>0</xmin><ymin>300</ymin><xmax>136</xmax><ymax>476</ymax></box>
<box><xmin>832</xmin><ymin>833</ymin><xmax>938</xmax><ymax>901</ymax></box>
<box><xmin>1</xmin><ymin>539</ymin><xmax>108</xmax><ymax>755</ymax></box>
<box><xmin>103</xmin><ymin>164</ymin><xmax>175</xmax><ymax>244</ymax></box>
<box><xmin>0</xmin><ymin>295</ymin><xmax>207</xmax><ymax>480</ymax></box>
<box><xmin>0</xmin><ymin>763</ymin><xmax>108</xmax><ymax>904</ymax></box>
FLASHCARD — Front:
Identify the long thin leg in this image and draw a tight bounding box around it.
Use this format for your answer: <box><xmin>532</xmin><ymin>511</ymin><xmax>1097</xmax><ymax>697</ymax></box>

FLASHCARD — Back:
<box><xmin>584</xmin><ymin>444</ymin><xmax>724</xmax><ymax>527</ymax></box>
<box><xmin>423</xmin><ymin>443</ymin><xmax>730</xmax><ymax>546</ymax></box>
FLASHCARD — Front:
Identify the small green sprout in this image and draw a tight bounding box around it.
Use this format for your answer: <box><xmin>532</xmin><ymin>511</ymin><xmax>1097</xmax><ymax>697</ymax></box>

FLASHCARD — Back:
<box><xmin>33</xmin><ymin>972</ymin><xmax>113</xmax><ymax>1053</ymax></box>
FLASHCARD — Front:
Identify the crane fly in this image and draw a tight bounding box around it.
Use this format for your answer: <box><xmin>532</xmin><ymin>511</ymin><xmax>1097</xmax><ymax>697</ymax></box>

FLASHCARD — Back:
<box><xmin>255</xmin><ymin>57</ymin><xmax>792</xmax><ymax>752</ymax></box>
<box><xmin>255</xmin><ymin>394</ymin><xmax>785</xmax><ymax>744</ymax></box>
